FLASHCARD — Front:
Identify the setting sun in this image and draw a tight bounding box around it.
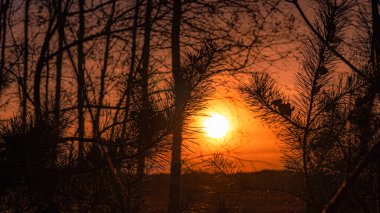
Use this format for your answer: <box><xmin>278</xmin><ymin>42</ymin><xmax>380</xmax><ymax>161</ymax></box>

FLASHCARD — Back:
<box><xmin>203</xmin><ymin>113</ymin><xmax>230</xmax><ymax>139</ymax></box>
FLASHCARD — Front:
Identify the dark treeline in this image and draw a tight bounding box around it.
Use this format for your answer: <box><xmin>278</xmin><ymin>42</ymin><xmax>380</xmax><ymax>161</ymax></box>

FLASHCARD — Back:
<box><xmin>0</xmin><ymin>0</ymin><xmax>378</xmax><ymax>212</ymax></box>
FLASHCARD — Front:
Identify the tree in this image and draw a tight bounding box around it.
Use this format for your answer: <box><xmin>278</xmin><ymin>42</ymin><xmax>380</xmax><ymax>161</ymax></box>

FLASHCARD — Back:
<box><xmin>0</xmin><ymin>0</ymin><xmax>11</xmax><ymax>95</ymax></box>
<box><xmin>77</xmin><ymin>0</ymin><xmax>86</xmax><ymax>162</ymax></box>
<box><xmin>134</xmin><ymin>0</ymin><xmax>153</xmax><ymax>211</ymax></box>
<box><xmin>168</xmin><ymin>0</ymin><xmax>183</xmax><ymax>212</ymax></box>
<box><xmin>22</xmin><ymin>0</ymin><xmax>30</xmax><ymax>126</ymax></box>
<box><xmin>242</xmin><ymin>0</ymin><xmax>380</xmax><ymax>212</ymax></box>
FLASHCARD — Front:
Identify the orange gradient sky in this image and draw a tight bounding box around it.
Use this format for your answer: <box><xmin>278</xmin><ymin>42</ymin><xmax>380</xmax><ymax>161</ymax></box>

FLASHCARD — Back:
<box><xmin>0</xmin><ymin>0</ymin><xmax>324</xmax><ymax>173</ymax></box>
<box><xmin>181</xmin><ymin>71</ymin><xmax>299</xmax><ymax>172</ymax></box>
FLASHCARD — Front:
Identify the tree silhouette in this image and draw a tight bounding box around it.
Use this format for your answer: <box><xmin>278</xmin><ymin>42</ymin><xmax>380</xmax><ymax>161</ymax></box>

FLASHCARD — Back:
<box><xmin>242</xmin><ymin>0</ymin><xmax>380</xmax><ymax>212</ymax></box>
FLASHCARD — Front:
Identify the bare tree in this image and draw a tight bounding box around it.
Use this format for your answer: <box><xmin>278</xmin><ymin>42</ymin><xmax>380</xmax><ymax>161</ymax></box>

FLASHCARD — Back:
<box><xmin>134</xmin><ymin>0</ymin><xmax>153</xmax><ymax>211</ymax></box>
<box><xmin>33</xmin><ymin>2</ymin><xmax>58</xmax><ymax>123</ymax></box>
<box><xmin>0</xmin><ymin>0</ymin><xmax>11</xmax><ymax>96</ymax></box>
<box><xmin>77</xmin><ymin>0</ymin><xmax>85</xmax><ymax>161</ymax></box>
<box><xmin>54</xmin><ymin>0</ymin><xmax>68</xmax><ymax>124</ymax></box>
<box><xmin>168</xmin><ymin>0</ymin><xmax>184</xmax><ymax>212</ymax></box>
<box><xmin>21</xmin><ymin>0</ymin><xmax>29</xmax><ymax>126</ymax></box>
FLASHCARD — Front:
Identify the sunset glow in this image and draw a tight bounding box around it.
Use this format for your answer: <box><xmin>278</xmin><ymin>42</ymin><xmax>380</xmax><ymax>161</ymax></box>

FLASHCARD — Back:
<box><xmin>203</xmin><ymin>113</ymin><xmax>230</xmax><ymax>139</ymax></box>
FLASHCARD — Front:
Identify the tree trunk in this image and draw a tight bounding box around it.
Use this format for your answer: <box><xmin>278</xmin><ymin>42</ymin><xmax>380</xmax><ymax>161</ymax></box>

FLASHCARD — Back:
<box><xmin>135</xmin><ymin>0</ymin><xmax>153</xmax><ymax>211</ymax></box>
<box><xmin>94</xmin><ymin>0</ymin><xmax>115</xmax><ymax>137</ymax></box>
<box><xmin>54</xmin><ymin>0</ymin><xmax>64</xmax><ymax>124</ymax></box>
<box><xmin>168</xmin><ymin>0</ymin><xmax>183</xmax><ymax>212</ymax></box>
<box><xmin>45</xmin><ymin>47</ymin><xmax>50</xmax><ymax>117</ymax></box>
<box><xmin>33</xmin><ymin>10</ymin><xmax>57</xmax><ymax>124</ymax></box>
<box><xmin>22</xmin><ymin>0</ymin><xmax>29</xmax><ymax>126</ymax></box>
<box><xmin>371</xmin><ymin>0</ymin><xmax>380</xmax><ymax>70</ymax></box>
<box><xmin>371</xmin><ymin>1</ymin><xmax>380</xmax><ymax>212</ymax></box>
<box><xmin>0</xmin><ymin>0</ymin><xmax>3</xmax><ymax>42</ymax></box>
<box><xmin>120</xmin><ymin>0</ymin><xmax>140</xmax><ymax>142</ymax></box>
<box><xmin>77</xmin><ymin>0</ymin><xmax>85</xmax><ymax>161</ymax></box>
<box><xmin>0</xmin><ymin>0</ymin><xmax>10</xmax><ymax>95</ymax></box>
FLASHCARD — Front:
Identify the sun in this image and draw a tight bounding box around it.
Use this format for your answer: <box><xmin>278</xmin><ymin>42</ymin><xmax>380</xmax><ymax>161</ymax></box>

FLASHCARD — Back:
<box><xmin>203</xmin><ymin>113</ymin><xmax>230</xmax><ymax>139</ymax></box>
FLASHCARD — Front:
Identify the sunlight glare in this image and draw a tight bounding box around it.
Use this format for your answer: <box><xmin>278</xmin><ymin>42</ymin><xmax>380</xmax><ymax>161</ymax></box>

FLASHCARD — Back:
<box><xmin>203</xmin><ymin>113</ymin><xmax>230</xmax><ymax>139</ymax></box>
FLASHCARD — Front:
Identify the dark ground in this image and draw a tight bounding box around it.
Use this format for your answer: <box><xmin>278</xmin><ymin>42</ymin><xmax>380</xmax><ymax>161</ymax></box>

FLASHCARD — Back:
<box><xmin>142</xmin><ymin>170</ymin><xmax>305</xmax><ymax>213</ymax></box>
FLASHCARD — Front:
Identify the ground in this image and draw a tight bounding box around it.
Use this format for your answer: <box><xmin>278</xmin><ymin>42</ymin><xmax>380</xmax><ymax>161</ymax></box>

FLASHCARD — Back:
<box><xmin>143</xmin><ymin>170</ymin><xmax>305</xmax><ymax>213</ymax></box>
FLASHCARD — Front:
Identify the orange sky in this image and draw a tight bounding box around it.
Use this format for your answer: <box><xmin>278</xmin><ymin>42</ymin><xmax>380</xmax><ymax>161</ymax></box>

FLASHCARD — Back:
<box><xmin>175</xmin><ymin>1</ymin><xmax>320</xmax><ymax>172</ymax></box>
<box><xmin>180</xmin><ymin>72</ymin><xmax>298</xmax><ymax>172</ymax></box>
<box><xmin>0</xmin><ymin>0</ymin><xmax>320</xmax><ymax>173</ymax></box>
